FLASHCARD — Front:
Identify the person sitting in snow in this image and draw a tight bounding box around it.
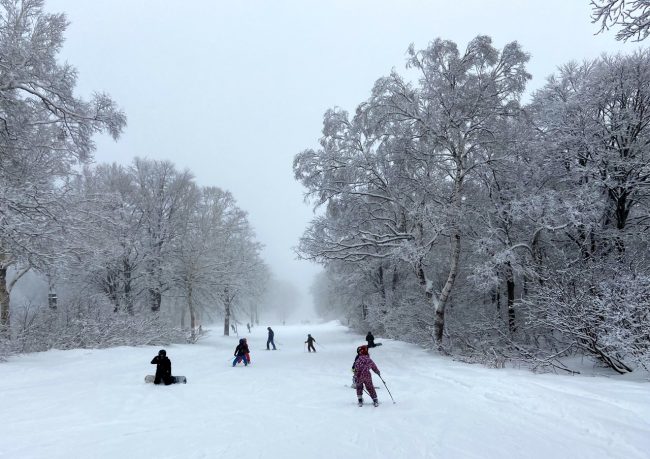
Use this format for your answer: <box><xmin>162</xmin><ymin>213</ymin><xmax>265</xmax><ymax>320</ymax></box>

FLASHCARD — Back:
<box><xmin>353</xmin><ymin>345</ymin><xmax>380</xmax><ymax>407</ymax></box>
<box><xmin>151</xmin><ymin>349</ymin><xmax>174</xmax><ymax>385</ymax></box>
<box><xmin>366</xmin><ymin>331</ymin><xmax>382</xmax><ymax>348</ymax></box>
<box><xmin>233</xmin><ymin>338</ymin><xmax>250</xmax><ymax>367</ymax></box>
<box><xmin>305</xmin><ymin>334</ymin><xmax>316</xmax><ymax>352</ymax></box>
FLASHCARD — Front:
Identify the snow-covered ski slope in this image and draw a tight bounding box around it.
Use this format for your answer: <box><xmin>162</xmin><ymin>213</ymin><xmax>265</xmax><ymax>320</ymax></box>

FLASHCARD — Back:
<box><xmin>1</xmin><ymin>321</ymin><xmax>648</xmax><ymax>459</ymax></box>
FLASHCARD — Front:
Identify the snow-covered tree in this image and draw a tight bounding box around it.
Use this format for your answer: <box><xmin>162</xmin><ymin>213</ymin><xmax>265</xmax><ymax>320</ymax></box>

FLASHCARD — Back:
<box><xmin>592</xmin><ymin>0</ymin><xmax>650</xmax><ymax>41</ymax></box>
<box><xmin>130</xmin><ymin>158</ymin><xmax>195</xmax><ymax>312</ymax></box>
<box><xmin>296</xmin><ymin>36</ymin><xmax>530</xmax><ymax>344</ymax></box>
<box><xmin>0</xmin><ymin>0</ymin><xmax>125</xmax><ymax>333</ymax></box>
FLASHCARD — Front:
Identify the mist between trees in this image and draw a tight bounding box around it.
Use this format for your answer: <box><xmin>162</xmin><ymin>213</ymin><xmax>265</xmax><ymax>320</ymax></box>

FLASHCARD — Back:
<box><xmin>296</xmin><ymin>35</ymin><xmax>650</xmax><ymax>375</ymax></box>
<box><xmin>0</xmin><ymin>0</ymin><xmax>290</xmax><ymax>359</ymax></box>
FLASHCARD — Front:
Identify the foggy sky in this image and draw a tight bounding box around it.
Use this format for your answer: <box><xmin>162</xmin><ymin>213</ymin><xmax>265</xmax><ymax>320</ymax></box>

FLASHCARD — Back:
<box><xmin>44</xmin><ymin>0</ymin><xmax>640</xmax><ymax>313</ymax></box>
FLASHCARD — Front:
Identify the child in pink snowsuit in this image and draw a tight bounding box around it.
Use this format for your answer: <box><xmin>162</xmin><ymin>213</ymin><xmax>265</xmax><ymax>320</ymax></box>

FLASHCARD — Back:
<box><xmin>353</xmin><ymin>345</ymin><xmax>380</xmax><ymax>406</ymax></box>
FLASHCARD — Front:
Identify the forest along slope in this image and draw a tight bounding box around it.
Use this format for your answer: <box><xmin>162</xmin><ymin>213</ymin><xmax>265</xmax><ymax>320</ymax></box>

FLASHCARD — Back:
<box><xmin>0</xmin><ymin>322</ymin><xmax>648</xmax><ymax>459</ymax></box>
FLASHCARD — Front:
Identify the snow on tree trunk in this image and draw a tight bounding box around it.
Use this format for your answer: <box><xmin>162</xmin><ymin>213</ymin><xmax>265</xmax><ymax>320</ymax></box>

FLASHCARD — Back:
<box><xmin>223</xmin><ymin>287</ymin><xmax>231</xmax><ymax>336</ymax></box>
<box><xmin>0</xmin><ymin>266</ymin><xmax>9</xmax><ymax>336</ymax></box>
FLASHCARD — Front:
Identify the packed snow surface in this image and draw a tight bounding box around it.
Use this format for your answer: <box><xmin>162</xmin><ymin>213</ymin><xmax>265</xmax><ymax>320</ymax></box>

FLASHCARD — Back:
<box><xmin>1</xmin><ymin>322</ymin><xmax>648</xmax><ymax>459</ymax></box>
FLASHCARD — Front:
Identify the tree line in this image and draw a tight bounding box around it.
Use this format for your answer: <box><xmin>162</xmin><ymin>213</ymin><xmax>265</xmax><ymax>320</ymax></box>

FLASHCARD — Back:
<box><xmin>297</xmin><ymin>35</ymin><xmax>650</xmax><ymax>374</ymax></box>
<box><xmin>0</xmin><ymin>0</ymin><xmax>268</xmax><ymax>357</ymax></box>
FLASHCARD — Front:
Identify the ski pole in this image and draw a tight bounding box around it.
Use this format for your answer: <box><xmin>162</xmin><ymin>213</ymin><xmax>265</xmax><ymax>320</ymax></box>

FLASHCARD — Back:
<box><xmin>317</xmin><ymin>342</ymin><xmax>326</xmax><ymax>350</ymax></box>
<box><xmin>378</xmin><ymin>375</ymin><xmax>396</xmax><ymax>404</ymax></box>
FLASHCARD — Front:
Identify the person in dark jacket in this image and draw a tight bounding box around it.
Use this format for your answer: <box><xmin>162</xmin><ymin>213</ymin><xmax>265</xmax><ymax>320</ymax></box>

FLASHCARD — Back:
<box><xmin>366</xmin><ymin>332</ymin><xmax>375</xmax><ymax>348</ymax></box>
<box><xmin>305</xmin><ymin>334</ymin><xmax>316</xmax><ymax>352</ymax></box>
<box><xmin>233</xmin><ymin>338</ymin><xmax>250</xmax><ymax>366</ymax></box>
<box><xmin>366</xmin><ymin>331</ymin><xmax>382</xmax><ymax>348</ymax></box>
<box><xmin>353</xmin><ymin>345</ymin><xmax>380</xmax><ymax>407</ymax></box>
<box><xmin>151</xmin><ymin>349</ymin><xmax>174</xmax><ymax>385</ymax></box>
<box><xmin>266</xmin><ymin>327</ymin><xmax>276</xmax><ymax>350</ymax></box>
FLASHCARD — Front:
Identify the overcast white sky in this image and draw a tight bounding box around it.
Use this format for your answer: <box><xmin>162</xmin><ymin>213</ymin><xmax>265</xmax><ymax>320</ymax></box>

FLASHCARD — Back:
<box><xmin>45</xmin><ymin>0</ymin><xmax>641</xmax><ymax>313</ymax></box>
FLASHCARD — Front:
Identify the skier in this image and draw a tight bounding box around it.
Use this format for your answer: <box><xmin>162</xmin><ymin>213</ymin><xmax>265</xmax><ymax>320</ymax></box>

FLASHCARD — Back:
<box><xmin>351</xmin><ymin>345</ymin><xmax>362</xmax><ymax>387</ymax></box>
<box><xmin>247</xmin><ymin>322</ymin><xmax>251</xmax><ymax>333</ymax></box>
<box><xmin>305</xmin><ymin>334</ymin><xmax>316</xmax><ymax>352</ymax></box>
<box><xmin>353</xmin><ymin>345</ymin><xmax>380</xmax><ymax>407</ymax></box>
<box><xmin>232</xmin><ymin>338</ymin><xmax>250</xmax><ymax>366</ymax></box>
<box><xmin>151</xmin><ymin>349</ymin><xmax>174</xmax><ymax>385</ymax></box>
<box><xmin>243</xmin><ymin>338</ymin><xmax>251</xmax><ymax>364</ymax></box>
<box><xmin>266</xmin><ymin>327</ymin><xmax>277</xmax><ymax>350</ymax></box>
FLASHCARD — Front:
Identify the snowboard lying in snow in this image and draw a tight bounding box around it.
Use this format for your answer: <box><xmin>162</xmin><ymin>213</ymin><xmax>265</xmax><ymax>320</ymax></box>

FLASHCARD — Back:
<box><xmin>145</xmin><ymin>375</ymin><xmax>187</xmax><ymax>384</ymax></box>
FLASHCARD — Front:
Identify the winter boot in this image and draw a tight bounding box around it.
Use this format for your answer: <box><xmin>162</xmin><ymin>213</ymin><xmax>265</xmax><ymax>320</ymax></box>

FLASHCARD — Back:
<box><xmin>357</xmin><ymin>398</ymin><xmax>363</xmax><ymax>407</ymax></box>
<box><xmin>373</xmin><ymin>399</ymin><xmax>379</xmax><ymax>407</ymax></box>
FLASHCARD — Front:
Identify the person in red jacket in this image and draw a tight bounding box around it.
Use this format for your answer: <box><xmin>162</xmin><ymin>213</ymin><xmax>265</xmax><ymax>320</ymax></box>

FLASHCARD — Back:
<box><xmin>353</xmin><ymin>345</ymin><xmax>380</xmax><ymax>407</ymax></box>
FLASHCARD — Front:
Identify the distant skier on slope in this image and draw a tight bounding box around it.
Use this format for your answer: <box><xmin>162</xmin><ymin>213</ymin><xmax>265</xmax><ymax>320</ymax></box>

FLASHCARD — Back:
<box><xmin>305</xmin><ymin>334</ymin><xmax>316</xmax><ymax>352</ymax></box>
<box><xmin>353</xmin><ymin>345</ymin><xmax>380</xmax><ymax>407</ymax></box>
<box><xmin>266</xmin><ymin>327</ymin><xmax>277</xmax><ymax>350</ymax></box>
<box><xmin>233</xmin><ymin>338</ymin><xmax>250</xmax><ymax>367</ymax></box>
<box><xmin>151</xmin><ymin>349</ymin><xmax>174</xmax><ymax>385</ymax></box>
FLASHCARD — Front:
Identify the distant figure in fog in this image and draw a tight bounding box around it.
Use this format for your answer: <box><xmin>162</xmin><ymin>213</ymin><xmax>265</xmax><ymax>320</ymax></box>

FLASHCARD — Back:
<box><xmin>305</xmin><ymin>334</ymin><xmax>316</xmax><ymax>352</ymax></box>
<box><xmin>266</xmin><ymin>327</ymin><xmax>276</xmax><ymax>350</ymax></box>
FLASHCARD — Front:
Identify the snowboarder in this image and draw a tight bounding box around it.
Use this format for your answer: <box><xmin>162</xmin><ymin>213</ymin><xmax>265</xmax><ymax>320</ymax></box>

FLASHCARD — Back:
<box><xmin>305</xmin><ymin>334</ymin><xmax>316</xmax><ymax>352</ymax></box>
<box><xmin>233</xmin><ymin>338</ymin><xmax>250</xmax><ymax>366</ymax></box>
<box><xmin>151</xmin><ymin>349</ymin><xmax>174</xmax><ymax>385</ymax></box>
<box><xmin>366</xmin><ymin>331</ymin><xmax>382</xmax><ymax>348</ymax></box>
<box><xmin>266</xmin><ymin>327</ymin><xmax>276</xmax><ymax>350</ymax></box>
<box><xmin>353</xmin><ymin>345</ymin><xmax>380</xmax><ymax>407</ymax></box>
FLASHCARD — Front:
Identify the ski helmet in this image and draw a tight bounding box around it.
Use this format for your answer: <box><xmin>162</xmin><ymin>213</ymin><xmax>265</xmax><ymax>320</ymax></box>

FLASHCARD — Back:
<box><xmin>158</xmin><ymin>349</ymin><xmax>166</xmax><ymax>356</ymax></box>
<box><xmin>358</xmin><ymin>345</ymin><xmax>369</xmax><ymax>356</ymax></box>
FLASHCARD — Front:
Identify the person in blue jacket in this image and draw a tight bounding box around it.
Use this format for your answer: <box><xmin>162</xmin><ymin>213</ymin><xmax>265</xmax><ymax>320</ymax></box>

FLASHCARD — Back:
<box><xmin>266</xmin><ymin>327</ymin><xmax>277</xmax><ymax>350</ymax></box>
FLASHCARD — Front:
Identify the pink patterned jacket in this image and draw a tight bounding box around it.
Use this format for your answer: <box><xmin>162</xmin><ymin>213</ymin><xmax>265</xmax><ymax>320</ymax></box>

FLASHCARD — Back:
<box><xmin>353</xmin><ymin>355</ymin><xmax>380</xmax><ymax>381</ymax></box>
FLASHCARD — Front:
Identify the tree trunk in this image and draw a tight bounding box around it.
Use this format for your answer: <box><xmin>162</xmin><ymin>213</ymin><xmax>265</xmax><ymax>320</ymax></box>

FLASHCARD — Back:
<box><xmin>505</xmin><ymin>262</ymin><xmax>516</xmax><ymax>333</ymax></box>
<box><xmin>223</xmin><ymin>287</ymin><xmax>231</xmax><ymax>336</ymax></box>
<box><xmin>0</xmin><ymin>266</ymin><xmax>9</xmax><ymax>336</ymax></box>
<box><xmin>188</xmin><ymin>285</ymin><xmax>197</xmax><ymax>341</ymax></box>
<box><xmin>123</xmin><ymin>258</ymin><xmax>133</xmax><ymax>315</ymax></box>
<box><xmin>492</xmin><ymin>286</ymin><xmax>501</xmax><ymax>313</ymax></box>
<box><xmin>434</xmin><ymin>230</ymin><xmax>461</xmax><ymax>343</ymax></box>
<box><xmin>47</xmin><ymin>275</ymin><xmax>57</xmax><ymax>310</ymax></box>
<box><xmin>434</xmin><ymin>155</ymin><xmax>464</xmax><ymax>343</ymax></box>
<box><xmin>150</xmin><ymin>288</ymin><xmax>161</xmax><ymax>312</ymax></box>
<box><xmin>378</xmin><ymin>265</ymin><xmax>385</xmax><ymax>299</ymax></box>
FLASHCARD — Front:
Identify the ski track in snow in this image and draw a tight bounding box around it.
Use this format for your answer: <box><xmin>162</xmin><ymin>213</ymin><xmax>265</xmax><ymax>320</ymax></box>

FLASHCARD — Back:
<box><xmin>0</xmin><ymin>322</ymin><xmax>648</xmax><ymax>459</ymax></box>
